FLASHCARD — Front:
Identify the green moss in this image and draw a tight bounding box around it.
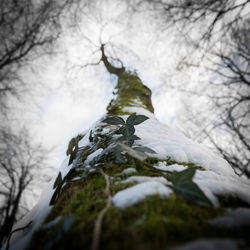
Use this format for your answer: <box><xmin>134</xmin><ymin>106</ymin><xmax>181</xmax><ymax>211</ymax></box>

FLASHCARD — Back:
<box><xmin>28</xmin><ymin>171</ymin><xmax>107</xmax><ymax>250</ymax></box>
<box><xmin>28</xmin><ymin>154</ymin><xmax>250</xmax><ymax>250</ymax></box>
<box><xmin>107</xmin><ymin>71</ymin><xmax>154</xmax><ymax>116</ymax></box>
<box><xmin>100</xmin><ymin>195</ymin><xmax>226</xmax><ymax>250</ymax></box>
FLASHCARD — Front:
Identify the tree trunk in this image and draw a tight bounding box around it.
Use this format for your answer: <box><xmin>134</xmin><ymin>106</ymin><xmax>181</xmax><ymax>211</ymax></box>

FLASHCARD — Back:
<box><xmin>7</xmin><ymin>50</ymin><xmax>250</xmax><ymax>250</ymax></box>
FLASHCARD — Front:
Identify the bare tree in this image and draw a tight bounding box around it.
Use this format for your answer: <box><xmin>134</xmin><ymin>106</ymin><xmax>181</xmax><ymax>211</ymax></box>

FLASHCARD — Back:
<box><xmin>137</xmin><ymin>0</ymin><xmax>250</xmax><ymax>176</ymax></box>
<box><xmin>137</xmin><ymin>0</ymin><xmax>250</xmax><ymax>49</ymax></box>
<box><xmin>0</xmin><ymin>0</ymin><xmax>69</xmax><ymax>114</ymax></box>
<box><xmin>200</xmin><ymin>18</ymin><xmax>250</xmax><ymax>177</ymax></box>
<box><xmin>0</xmin><ymin>0</ymin><xmax>72</xmax><ymax>246</ymax></box>
<box><xmin>0</xmin><ymin>127</ymin><xmax>49</xmax><ymax>247</ymax></box>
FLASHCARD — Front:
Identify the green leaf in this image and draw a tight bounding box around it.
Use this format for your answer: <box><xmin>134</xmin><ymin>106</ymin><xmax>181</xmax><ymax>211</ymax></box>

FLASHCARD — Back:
<box><xmin>53</xmin><ymin>172</ymin><xmax>62</xmax><ymax>189</ymax></box>
<box><xmin>64</xmin><ymin>168</ymin><xmax>75</xmax><ymax>181</ymax></box>
<box><xmin>171</xmin><ymin>167</ymin><xmax>196</xmax><ymax>186</ymax></box>
<box><xmin>89</xmin><ymin>130</ymin><xmax>93</xmax><ymax>142</ymax></box>
<box><xmin>119</xmin><ymin>124</ymin><xmax>135</xmax><ymax>137</ymax></box>
<box><xmin>118</xmin><ymin>125</ymin><xmax>139</xmax><ymax>146</ymax></box>
<box><xmin>126</xmin><ymin>113</ymin><xmax>137</xmax><ymax>125</ymax></box>
<box><xmin>112</xmin><ymin>145</ymin><xmax>126</xmax><ymax>163</ymax></box>
<box><xmin>170</xmin><ymin>167</ymin><xmax>212</xmax><ymax>206</ymax></box>
<box><xmin>171</xmin><ymin>182</ymin><xmax>213</xmax><ymax>206</ymax></box>
<box><xmin>126</xmin><ymin>113</ymin><xmax>149</xmax><ymax>125</ymax></box>
<box><xmin>50</xmin><ymin>185</ymin><xmax>61</xmax><ymax>206</ymax></box>
<box><xmin>66</xmin><ymin>138</ymin><xmax>76</xmax><ymax>156</ymax></box>
<box><xmin>127</xmin><ymin>134</ymin><xmax>140</xmax><ymax>147</ymax></box>
<box><xmin>131</xmin><ymin>134</ymin><xmax>140</xmax><ymax>140</ymax></box>
<box><xmin>103</xmin><ymin>116</ymin><xmax>125</xmax><ymax>125</ymax></box>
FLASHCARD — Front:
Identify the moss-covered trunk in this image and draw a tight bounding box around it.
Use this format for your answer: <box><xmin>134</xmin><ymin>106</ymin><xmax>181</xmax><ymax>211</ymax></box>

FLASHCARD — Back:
<box><xmin>8</xmin><ymin>48</ymin><xmax>250</xmax><ymax>250</ymax></box>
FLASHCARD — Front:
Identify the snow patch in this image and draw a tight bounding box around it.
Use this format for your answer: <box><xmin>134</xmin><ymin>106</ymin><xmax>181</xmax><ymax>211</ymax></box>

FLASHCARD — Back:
<box><xmin>85</xmin><ymin>148</ymin><xmax>103</xmax><ymax>164</ymax></box>
<box><xmin>194</xmin><ymin>170</ymin><xmax>250</xmax><ymax>204</ymax></box>
<box><xmin>129</xmin><ymin>110</ymin><xmax>234</xmax><ymax>176</ymax></box>
<box><xmin>101</xmin><ymin>127</ymin><xmax>110</xmax><ymax>135</ymax></box>
<box><xmin>112</xmin><ymin>181</ymin><xmax>172</xmax><ymax>209</ymax></box>
<box><xmin>118</xmin><ymin>176</ymin><xmax>168</xmax><ymax>185</ymax></box>
<box><xmin>154</xmin><ymin>162</ymin><xmax>188</xmax><ymax>172</ymax></box>
<box><xmin>120</xmin><ymin>168</ymin><xmax>137</xmax><ymax>175</ymax></box>
<box><xmin>124</xmin><ymin>108</ymin><xmax>250</xmax><ymax>204</ymax></box>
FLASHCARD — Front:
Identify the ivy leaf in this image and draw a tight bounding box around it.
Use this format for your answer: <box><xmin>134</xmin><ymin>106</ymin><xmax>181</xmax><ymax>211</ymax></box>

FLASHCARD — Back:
<box><xmin>119</xmin><ymin>124</ymin><xmax>135</xmax><ymax>137</ymax></box>
<box><xmin>127</xmin><ymin>134</ymin><xmax>140</xmax><ymax>147</ymax></box>
<box><xmin>126</xmin><ymin>113</ymin><xmax>137</xmax><ymax>125</ymax></box>
<box><xmin>118</xmin><ymin>128</ymin><xmax>139</xmax><ymax>146</ymax></box>
<box><xmin>126</xmin><ymin>113</ymin><xmax>149</xmax><ymax>125</ymax></box>
<box><xmin>89</xmin><ymin>130</ymin><xmax>93</xmax><ymax>142</ymax></box>
<box><xmin>50</xmin><ymin>185</ymin><xmax>61</xmax><ymax>206</ymax></box>
<box><xmin>103</xmin><ymin>116</ymin><xmax>125</xmax><ymax>125</ymax></box>
<box><xmin>68</xmin><ymin>146</ymin><xmax>78</xmax><ymax>166</ymax></box>
<box><xmin>64</xmin><ymin>168</ymin><xmax>75</xmax><ymax>181</ymax></box>
<box><xmin>171</xmin><ymin>167</ymin><xmax>196</xmax><ymax>186</ymax></box>
<box><xmin>53</xmin><ymin>172</ymin><xmax>62</xmax><ymax>189</ymax></box>
<box><xmin>170</xmin><ymin>168</ymin><xmax>212</xmax><ymax>206</ymax></box>
<box><xmin>171</xmin><ymin>182</ymin><xmax>213</xmax><ymax>206</ymax></box>
<box><xmin>66</xmin><ymin>138</ymin><xmax>76</xmax><ymax>156</ymax></box>
<box><xmin>112</xmin><ymin>145</ymin><xmax>126</xmax><ymax>163</ymax></box>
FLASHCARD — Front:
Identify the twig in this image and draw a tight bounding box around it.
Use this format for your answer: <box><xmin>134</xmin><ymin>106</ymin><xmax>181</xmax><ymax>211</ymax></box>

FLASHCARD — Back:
<box><xmin>5</xmin><ymin>221</ymin><xmax>32</xmax><ymax>250</ymax></box>
<box><xmin>91</xmin><ymin>169</ymin><xmax>112</xmax><ymax>250</ymax></box>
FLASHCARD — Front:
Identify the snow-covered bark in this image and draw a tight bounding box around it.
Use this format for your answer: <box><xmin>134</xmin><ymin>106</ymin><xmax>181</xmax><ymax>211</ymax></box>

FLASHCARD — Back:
<box><xmin>5</xmin><ymin>52</ymin><xmax>250</xmax><ymax>250</ymax></box>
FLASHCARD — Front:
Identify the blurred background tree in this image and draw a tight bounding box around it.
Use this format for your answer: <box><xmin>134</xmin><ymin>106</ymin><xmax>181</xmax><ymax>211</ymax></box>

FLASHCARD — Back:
<box><xmin>0</xmin><ymin>0</ymin><xmax>71</xmax><ymax>246</ymax></box>
<box><xmin>135</xmin><ymin>0</ymin><xmax>250</xmax><ymax>177</ymax></box>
